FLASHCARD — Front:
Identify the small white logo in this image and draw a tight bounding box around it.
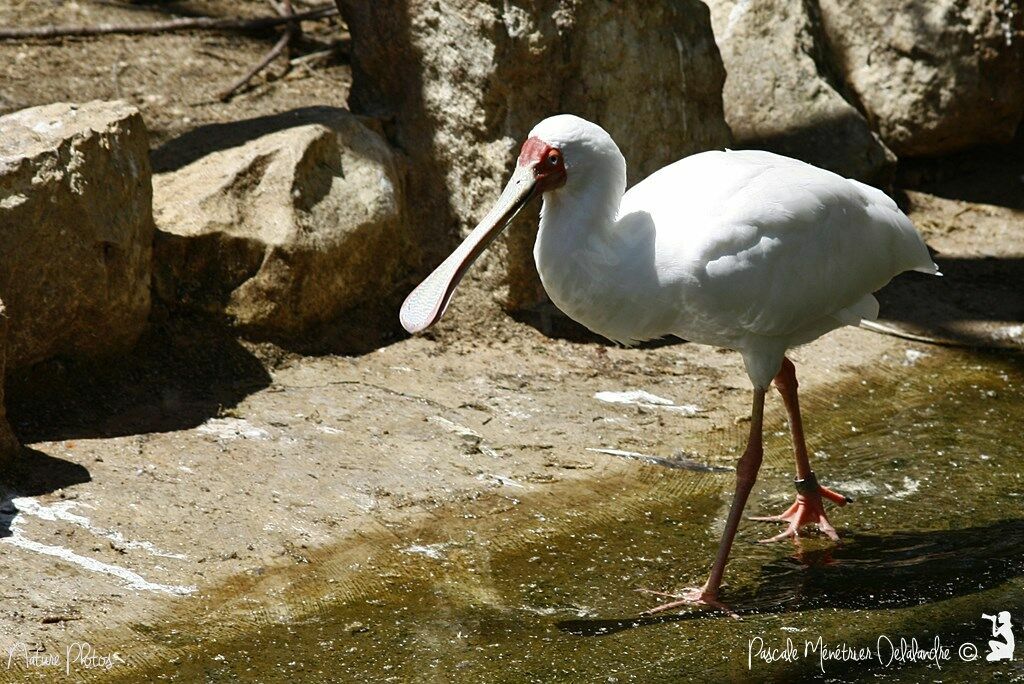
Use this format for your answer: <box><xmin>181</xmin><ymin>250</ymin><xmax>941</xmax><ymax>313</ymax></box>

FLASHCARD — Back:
<box><xmin>983</xmin><ymin>612</ymin><xmax>1015</xmax><ymax>662</ymax></box>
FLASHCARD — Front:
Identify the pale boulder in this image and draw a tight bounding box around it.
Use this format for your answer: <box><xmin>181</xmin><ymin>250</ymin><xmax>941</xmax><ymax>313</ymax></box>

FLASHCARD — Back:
<box><xmin>707</xmin><ymin>0</ymin><xmax>895</xmax><ymax>183</ymax></box>
<box><xmin>153</xmin><ymin>107</ymin><xmax>409</xmax><ymax>340</ymax></box>
<box><xmin>818</xmin><ymin>0</ymin><xmax>1024</xmax><ymax>156</ymax></box>
<box><xmin>0</xmin><ymin>101</ymin><xmax>153</xmax><ymax>369</ymax></box>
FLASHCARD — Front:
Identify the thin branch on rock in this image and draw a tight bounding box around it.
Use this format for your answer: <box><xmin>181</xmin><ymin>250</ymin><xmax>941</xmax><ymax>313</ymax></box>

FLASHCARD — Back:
<box><xmin>217</xmin><ymin>0</ymin><xmax>300</xmax><ymax>101</ymax></box>
<box><xmin>0</xmin><ymin>5</ymin><xmax>337</xmax><ymax>41</ymax></box>
<box><xmin>217</xmin><ymin>27</ymin><xmax>293</xmax><ymax>101</ymax></box>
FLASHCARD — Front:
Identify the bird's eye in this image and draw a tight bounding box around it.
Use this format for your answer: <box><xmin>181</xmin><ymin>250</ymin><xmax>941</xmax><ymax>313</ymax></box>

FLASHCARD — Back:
<box><xmin>548</xmin><ymin>153</ymin><xmax>560</xmax><ymax>166</ymax></box>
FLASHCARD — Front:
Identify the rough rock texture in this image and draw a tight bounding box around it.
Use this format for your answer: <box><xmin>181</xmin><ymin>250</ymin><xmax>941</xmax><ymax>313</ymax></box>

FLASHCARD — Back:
<box><xmin>818</xmin><ymin>0</ymin><xmax>1024</xmax><ymax>157</ymax></box>
<box><xmin>338</xmin><ymin>0</ymin><xmax>733</xmax><ymax>309</ymax></box>
<box><xmin>153</xmin><ymin>107</ymin><xmax>408</xmax><ymax>340</ymax></box>
<box><xmin>0</xmin><ymin>301</ymin><xmax>19</xmax><ymax>459</ymax></box>
<box><xmin>0</xmin><ymin>101</ymin><xmax>153</xmax><ymax>369</ymax></box>
<box><xmin>707</xmin><ymin>0</ymin><xmax>895</xmax><ymax>183</ymax></box>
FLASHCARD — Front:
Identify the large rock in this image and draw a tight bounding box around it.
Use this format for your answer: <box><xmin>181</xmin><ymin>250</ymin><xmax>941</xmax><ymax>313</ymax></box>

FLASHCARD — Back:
<box><xmin>153</xmin><ymin>107</ymin><xmax>409</xmax><ymax>339</ymax></box>
<box><xmin>0</xmin><ymin>101</ymin><xmax>153</xmax><ymax>369</ymax></box>
<box><xmin>338</xmin><ymin>0</ymin><xmax>733</xmax><ymax>309</ymax></box>
<box><xmin>706</xmin><ymin>0</ymin><xmax>895</xmax><ymax>183</ymax></box>
<box><xmin>818</xmin><ymin>0</ymin><xmax>1024</xmax><ymax>156</ymax></box>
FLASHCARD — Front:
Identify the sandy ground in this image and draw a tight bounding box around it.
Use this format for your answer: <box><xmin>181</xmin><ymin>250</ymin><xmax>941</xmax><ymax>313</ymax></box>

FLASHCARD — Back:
<box><xmin>0</xmin><ymin>0</ymin><xmax>351</xmax><ymax>154</ymax></box>
<box><xmin>0</xmin><ymin>0</ymin><xmax>1021</xmax><ymax>677</ymax></box>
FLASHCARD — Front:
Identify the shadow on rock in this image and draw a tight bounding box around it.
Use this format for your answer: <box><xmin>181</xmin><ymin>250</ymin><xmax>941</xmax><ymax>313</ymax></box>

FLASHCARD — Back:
<box><xmin>152</xmin><ymin>106</ymin><xmax>359</xmax><ymax>173</ymax></box>
<box><xmin>897</xmin><ymin>124</ymin><xmax>1024</xmax><ymax>211</ymax></box>
<box><xmin>253</xmin><ymin>286</ymin><xmax>416</xmax><ymax>357</ymax></box>
<box><xmin>0</xmin><ymin>447</ymin><xmax>91</xmax><ymax>537</ymax></box>
<box><xmin>5</xmin><ymin>316</ymin><xmax>271</xmax><ymax>443</ymax></box>
<box><xmin>559</xmin><ymin>518</ymin><xmax>1024</xmax><ymax>636</ymax></box>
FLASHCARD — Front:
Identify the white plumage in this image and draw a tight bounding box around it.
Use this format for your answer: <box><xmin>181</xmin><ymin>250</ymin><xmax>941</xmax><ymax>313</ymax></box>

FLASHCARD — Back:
<box><xmin>530</xmin><ymin>115</ymin><xmax>937</xmax><ymax>388</ymax></box>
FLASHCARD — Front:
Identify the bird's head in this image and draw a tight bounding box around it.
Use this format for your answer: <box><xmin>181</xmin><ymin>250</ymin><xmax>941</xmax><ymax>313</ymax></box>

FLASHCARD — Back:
<box><xmin>399</xmin><ymin>114</ymin><xmax>619</xmax><ymax>334</ymax></box>
<box><xmin>522</xmin><ymin>114</ymin><xmax>622</xmax><ymax>195</ymax></box>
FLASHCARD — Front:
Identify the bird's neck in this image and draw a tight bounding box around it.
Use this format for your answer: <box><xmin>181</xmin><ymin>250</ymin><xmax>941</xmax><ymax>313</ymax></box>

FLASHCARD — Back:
<box><xmin>542</xmin><ymin>182</ymin><xmax>617</xmax><ymax>238</ymax></box>
<box><xmin>533</xmin><ymin>161</ymin><xmax>631</xmax><ymax>336</ymax></box>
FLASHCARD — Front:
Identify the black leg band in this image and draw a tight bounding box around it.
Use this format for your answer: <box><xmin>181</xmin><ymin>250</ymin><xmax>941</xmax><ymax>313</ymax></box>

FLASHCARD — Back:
<box><xmin>794</xmin><ymin>471</ymin><xmax>819</xmax><ymax>495</ymax></box>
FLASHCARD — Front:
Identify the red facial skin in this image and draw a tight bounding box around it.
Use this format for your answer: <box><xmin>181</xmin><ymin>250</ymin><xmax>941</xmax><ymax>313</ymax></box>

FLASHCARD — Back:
<box><xmin>518</xmin><ymin>136</ymin><xmax>567</xmax><ymax>192</ymax></box>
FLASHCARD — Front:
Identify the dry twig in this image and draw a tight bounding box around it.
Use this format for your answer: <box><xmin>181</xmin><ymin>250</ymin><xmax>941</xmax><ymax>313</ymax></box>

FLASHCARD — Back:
<box><xmin>217</xmin><ymin>0</ymin><xmax>301</xmax><ymax>101</ymax></box>
<box><xmin>217</xmin><ymin>28</ymin><xmax>293</xmax><ymax>100</ymax></box>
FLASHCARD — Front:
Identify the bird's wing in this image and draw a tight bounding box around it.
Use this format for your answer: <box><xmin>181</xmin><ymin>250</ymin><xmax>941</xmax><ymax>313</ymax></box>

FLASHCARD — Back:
<box><xmin>622</xmin><ymin>150</ymin><xmax>936</xmax><ymax>340</ymax></box>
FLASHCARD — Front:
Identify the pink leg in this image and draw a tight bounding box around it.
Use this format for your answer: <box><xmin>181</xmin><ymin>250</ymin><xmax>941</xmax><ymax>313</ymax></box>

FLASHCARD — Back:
<box><xmin>749</xmin><ymin>358</ymin><xmax>849</xmax><ymax>542</ymax></box>
<box><xmin>640</xmin><ymin>387</ymin><xmax>767</xmax><ymax>618</ymax></box>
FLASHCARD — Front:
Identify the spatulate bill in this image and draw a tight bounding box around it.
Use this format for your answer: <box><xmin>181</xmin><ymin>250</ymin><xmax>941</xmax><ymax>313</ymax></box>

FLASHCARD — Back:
<box><xmin>399</xmin><ymin>165</ymin><xmax>537</xmax><ymax>334</ymax></box>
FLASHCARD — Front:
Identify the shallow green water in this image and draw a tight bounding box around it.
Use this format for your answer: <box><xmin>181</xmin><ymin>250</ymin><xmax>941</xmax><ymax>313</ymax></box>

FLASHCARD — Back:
<box><xmin>110</xmin><ymin>350</ymin><xmax>1024</xmax><ymax>683</ymax></box>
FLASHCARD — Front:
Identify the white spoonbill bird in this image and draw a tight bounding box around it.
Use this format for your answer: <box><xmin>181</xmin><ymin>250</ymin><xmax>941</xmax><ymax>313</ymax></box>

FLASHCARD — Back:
<box><xmin>399</xmin><ymin>114</ymin><xmax>938</xmax><ymax>616</ymax></box>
